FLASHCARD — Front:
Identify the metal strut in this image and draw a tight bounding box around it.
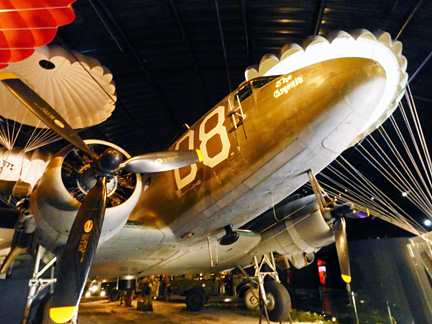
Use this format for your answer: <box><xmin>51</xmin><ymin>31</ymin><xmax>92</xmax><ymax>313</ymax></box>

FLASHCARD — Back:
<box><xmin>238</xmin><ymin>253</ymin><xmax>292</xmax><ymax>324</ymax></box>
<box><xmin>22</xmin><ymin>245</ymin><xmax>57</xmax><ymax>324</ymax></box>
<box><xmin>307</xmin><ymin>169</ymin><xmax>334</xmax><ymax>214</ymax></box>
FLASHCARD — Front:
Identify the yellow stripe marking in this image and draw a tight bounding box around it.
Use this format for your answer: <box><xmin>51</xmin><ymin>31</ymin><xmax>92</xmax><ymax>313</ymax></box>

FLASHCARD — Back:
<box><xmin>196</xmin><ymin>149</ymin><xmax>204</xmax><ymax>163</ymax></box>
<box><xmin>0</xmin><ymin>72</ymin><xmax>18</xmax><ymax>80</ymax></box>
<box><xmin>342</xmin><ymin>274</ymin><xmax>352</xmax><ymax>284</ymax></box>
<box><xmin>50</xmin><ymin>306</ymin><xmax>76</xmax><ymax>323</ymax></box>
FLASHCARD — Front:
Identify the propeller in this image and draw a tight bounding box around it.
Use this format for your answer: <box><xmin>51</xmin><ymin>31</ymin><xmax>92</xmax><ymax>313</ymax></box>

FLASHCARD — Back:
<box><xmin>1</xmin><ymin>74</ymin><xmax>203</xmax><ymax>323</ymax></box>
<box><xmin>50</xmin><ymin>176</ymin><xmax>107</xmax><ymax>322</ymax></box>
<box><xmin>333</xmin><ymin>217</ymin><xmax>351</xmax><ymax>284</ymax></box>
<box><xmin>331</xmin><ymin>202</ymin><xmax>369</xmax><ymax>285</ymax></box>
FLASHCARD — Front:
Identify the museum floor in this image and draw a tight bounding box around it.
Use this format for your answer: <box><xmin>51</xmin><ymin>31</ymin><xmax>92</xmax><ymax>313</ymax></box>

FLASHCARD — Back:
<box><xmin>78</xmin><ymin>298</ymin><xmax>316</xmax><ymax>324</ymax></box>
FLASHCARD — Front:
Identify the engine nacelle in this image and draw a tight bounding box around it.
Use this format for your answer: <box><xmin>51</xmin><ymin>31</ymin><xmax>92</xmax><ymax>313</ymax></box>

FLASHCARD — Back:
<box><xmin>30</xmin><ymin>140</ymin><xmax>142</xmax><ymax>250</ymax></box>
<box><xmin>249</xmin><ymin>195</ymin><xmax>334</xmax><ymax>269</ymax></box>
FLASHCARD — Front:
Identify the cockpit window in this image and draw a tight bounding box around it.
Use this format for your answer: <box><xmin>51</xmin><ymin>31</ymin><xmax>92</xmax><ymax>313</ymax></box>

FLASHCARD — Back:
<box><xmin>236</xmin><ymin>84</ymin><xmax>252</xmax><ymax>102</ymax></box>
<box><xmin>252</xmin><ymin>76</ymin><xmax>278</xmax><ymax>88</ymax></box>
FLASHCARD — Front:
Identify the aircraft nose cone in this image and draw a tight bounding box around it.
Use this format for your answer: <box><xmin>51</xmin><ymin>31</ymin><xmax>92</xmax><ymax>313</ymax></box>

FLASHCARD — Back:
<box><xmin>275</xmin><ymin>57</ymin><xmax>387</xmax><ymax>155</ymax></box>
<box><xmin>319</xmin><ymin>57</ymin><xmax>387</xmax><ymax>153</ymax></box>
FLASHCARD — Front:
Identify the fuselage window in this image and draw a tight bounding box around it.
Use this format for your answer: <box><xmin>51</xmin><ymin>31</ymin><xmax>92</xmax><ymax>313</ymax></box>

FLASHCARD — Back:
<box><xmin>252</xmin><ymin>76</ymin><xmax>278</xmax><ymax>89</ymax></box>
<box><xmin>236</xmin><ymin>84</ymin><xmax>253</xmax><ymax>102</ymax></box>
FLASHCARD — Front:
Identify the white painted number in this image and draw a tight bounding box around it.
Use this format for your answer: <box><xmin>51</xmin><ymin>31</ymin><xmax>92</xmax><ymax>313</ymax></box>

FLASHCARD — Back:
<box><xmin>174</xmin><ymin>130</ymin><xmax>196</xmax><ymax>190</ymax></box>
<box><xmin>199</xmin><ymin>105</ymin><xmax>231</xmax><ymax>168</ymax></box>
<box><xmin>174</xmin><ymin>105</ymin><xmax>231</xmax><ymax>190</ymax></box>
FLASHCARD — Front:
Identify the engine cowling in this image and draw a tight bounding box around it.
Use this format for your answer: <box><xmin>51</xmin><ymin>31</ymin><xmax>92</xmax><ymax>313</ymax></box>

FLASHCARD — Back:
<box><xmin>30</xmin><ymin>140</ymin><xmax>142</xmax><ymax>250</ymax></box>
<box><xmin>248</xmin><ymin>195</ymin><xmax>335</xmax><ymax>269</ymax></box>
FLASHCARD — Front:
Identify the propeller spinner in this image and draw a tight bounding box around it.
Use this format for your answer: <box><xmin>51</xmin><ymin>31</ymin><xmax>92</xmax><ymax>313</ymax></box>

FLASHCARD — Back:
<box><xmin>0</xmin><ymin>73</ymin><xmax>203</xmax><ymax>323</ymax></box>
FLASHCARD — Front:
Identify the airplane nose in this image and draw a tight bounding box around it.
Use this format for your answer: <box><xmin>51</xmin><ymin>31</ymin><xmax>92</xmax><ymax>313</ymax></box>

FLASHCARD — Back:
<box><xmin>280</xmin><ymin>57</ymin><xmax>387</xmax><ymax>155</ymax></box>
<box><xmin>318</xmin><ymin>57</ymin><xmax>387</xmax><ymax>153</ymax></box>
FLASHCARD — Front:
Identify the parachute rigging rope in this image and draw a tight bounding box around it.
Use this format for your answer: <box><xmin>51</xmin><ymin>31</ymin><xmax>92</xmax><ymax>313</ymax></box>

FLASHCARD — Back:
<box><xmin>314</xmin><ymin>86</ymin><xmax>432</xmax><ymax>237</ymax></box>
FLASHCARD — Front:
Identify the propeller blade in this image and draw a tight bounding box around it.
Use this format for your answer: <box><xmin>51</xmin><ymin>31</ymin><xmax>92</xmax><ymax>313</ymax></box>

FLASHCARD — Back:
<box><xmin>333</xmin><ymin>217</ymin><xmax>351</xmax><ymax>284</ymax></box>
<box><xmin>0</xmin><ymin>75</ymin><xmax>96</xmax><ymax>158</ymax></box>
<box><xmin>120</xmin><ymin>149</ymin><xmax>203</xmax><ymax>173</ymax></box>
<box><xmin>50</xmin><ymin>177</ymin><xmax>107</xmax><ymax>323</ymax></box>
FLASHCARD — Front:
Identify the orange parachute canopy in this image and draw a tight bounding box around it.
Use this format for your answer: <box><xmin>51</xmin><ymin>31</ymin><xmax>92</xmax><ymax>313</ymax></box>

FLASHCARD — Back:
<box><xmin>0</xmin><ymin>0</ymin><xmax>76</xmax><ymax>69</ymax></box>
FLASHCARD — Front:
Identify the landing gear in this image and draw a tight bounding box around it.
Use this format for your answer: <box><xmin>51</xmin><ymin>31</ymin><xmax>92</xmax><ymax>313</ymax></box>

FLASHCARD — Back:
<box><xmin>23</xmin><ymin>246</ymin><xmax>57</xmax><ymax>324</ymax></box>
<box><xmin>23</xmin><ymin>246</ymin><xmax>78</xmax><ymax>324</ymax></box>
<box><xmin>243</xmin><ymin>287</ymin><xmax>259</xmax><ymax>310</ymax></box>
<box><xmin>239</xmin><ymin>253</ymin><xmax>292</xmax><ymax>323</ymax></box>
<box><xmin>124</xmin><ymin>289</ymin><xmax>134</xmax><ymax>307</ymax></box>
<box><xmin>262</xmin><ymin>281</ymin><xmax>291</xmax><ymax>322</ymax></box>
<box><xmin>185</xmin><ymin>287</ymin><xmax>206</xmax><ymax>312</ymax></box>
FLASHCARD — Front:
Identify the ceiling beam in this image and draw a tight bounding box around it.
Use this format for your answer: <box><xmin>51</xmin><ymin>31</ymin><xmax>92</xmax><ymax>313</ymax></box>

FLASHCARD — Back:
<box><xmin>214</xmin><ymin>0</ymin><xmax>232</xmax><ymax>92</ymax></box>
<box><xmin>239</xmin><ymin>0</ymin><xmax>250</xmax><ymax>66</ymax></box>
<box><xmin>396</xmin><ymin>0</ymin><xmax>425</xmax><ymax>40</ymax></box>
<box><xmin>88</xmin><ymin>0</ymin><xmax>180</xmax><ymax>132</ymax></box>
<box><xmin>409</xmin><ymin>48</ymin><xmax>432</xmax><ymax>84</ymax></box>
<box><xmin>168</xmin><ymin>0</ymin><xmax>210</xmax><ymax>108</ymax></box>
<box><xmin>312</xmin><ymin>0</ymin><xmax>327</xmax><ymax>35</ymax></box>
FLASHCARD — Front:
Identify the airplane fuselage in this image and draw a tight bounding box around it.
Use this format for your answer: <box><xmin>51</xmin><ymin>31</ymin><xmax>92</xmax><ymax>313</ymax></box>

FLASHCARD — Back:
<box><xmin>31</xmin><ymin>57</ymin><xmax>388</xmax><ymax>277</ymax></box>
<box><xmin>129</xmin><ymin>57</ymin><xmax>384</xmax><ymax>237</ymax></box>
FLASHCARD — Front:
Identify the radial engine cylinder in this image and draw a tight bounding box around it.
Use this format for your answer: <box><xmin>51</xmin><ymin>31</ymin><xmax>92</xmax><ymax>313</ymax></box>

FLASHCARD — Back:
<box><xmin>30</xmin><ymin>140</ymin><xmax>142</xmax><ymax>250</ymax></box>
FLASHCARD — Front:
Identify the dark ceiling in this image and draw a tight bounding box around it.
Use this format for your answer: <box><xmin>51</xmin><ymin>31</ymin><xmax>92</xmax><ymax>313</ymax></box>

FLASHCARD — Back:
<box><xmin>45</xmin><ymin>0</ymin><xmax>432</xmax><ymax>157</ymax></box>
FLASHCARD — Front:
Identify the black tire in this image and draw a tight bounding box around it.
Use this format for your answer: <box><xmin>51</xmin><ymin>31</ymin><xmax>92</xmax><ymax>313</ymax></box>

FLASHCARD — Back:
<box><xmin>109</xmin><ymin>289</ymin><xmax>120</xmax><ymax>301</ymax></box>
<box><xmin>185</xmin><ymin>287</ymin><xmax>206</xmax><ymax>312</ymax></box>
<box><xmin>125</xmin><ymin>289</ymin><xmax>134</xmax><ymax>307</ymax></box>
<box><xmin>243</xmin><ymin>287</ymin><xmax>259</xmax><ymax>310</ymax></box>
<box><xmin>262</xmin><ymin>281</ymin><xmax>291</xmax><ymax>322</ymax></box>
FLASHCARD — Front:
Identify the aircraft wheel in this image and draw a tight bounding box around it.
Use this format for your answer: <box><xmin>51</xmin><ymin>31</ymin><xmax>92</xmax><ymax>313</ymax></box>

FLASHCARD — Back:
<box><xmin>185</xmin><ymin>287</ymin><xmax>206</xmax><ymax>312</ymax></box>
<box><xmin>109</xmin><ymin>289</ymin><xmax>120</xmax><ymax>301</ymax></box>
<box><xmin>243</xmin><ymin>287</ymin><xmax>259</xmax><ymax>310</ymax></box>
<box><xmin>30</xmin><ymin>293</ymin><xmax>56</xmax><ymax>324</ymax></box>
<box><xmin>125</xmin><ymin>289</ymin><xmax>134</xmax><ymax>307</ymax></box>
<box><xmin>262</xmin><ymin>281</ymin><xmax>291</xmax><ymax>322</ymax></box>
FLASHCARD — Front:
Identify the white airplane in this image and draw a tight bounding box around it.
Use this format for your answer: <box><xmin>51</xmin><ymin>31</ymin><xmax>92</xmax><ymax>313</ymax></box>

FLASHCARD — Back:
<box><xmin>0</xmin><ymin>29</ymin><xmax>407</xmax><ymax>323</ymax></box>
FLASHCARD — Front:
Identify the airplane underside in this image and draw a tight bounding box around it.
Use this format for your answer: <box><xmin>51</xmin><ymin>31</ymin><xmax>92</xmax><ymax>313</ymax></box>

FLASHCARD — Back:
<box><xmin>0</xmin><ymin>29</ymin><xmax>408</xmax><ymax>324</ymax></box>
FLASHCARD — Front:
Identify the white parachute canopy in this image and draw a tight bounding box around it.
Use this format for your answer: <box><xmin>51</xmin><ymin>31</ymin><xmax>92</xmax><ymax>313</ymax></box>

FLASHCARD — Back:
<box><xmin>0</xmin><ymin>45</ymin><xmax>117</xmax><ymax>151</ymax></box>
<box><xmin>0</xmin><ymin>148</ymin><xmax>52</xmax><ymax>189</ymax></box>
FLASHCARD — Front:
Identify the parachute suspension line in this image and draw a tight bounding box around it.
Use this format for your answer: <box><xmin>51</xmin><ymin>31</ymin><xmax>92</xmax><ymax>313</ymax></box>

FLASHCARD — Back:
<box><xmin>10</xmin><ymin>117</ymin><xmax>24</xmax><ymax>150</ymax></box>
<box><xmin>308</xmin><ymin>178</ymin><xmax>397</xmax><ymax>229</ymax></box>
<box><xmin>356</xmin><ymin>138</ymin><xmax>432</xmax><ymax>217</ymax></box>
<box><xmin>327</xmin><ymin>161</ymin><xmax>414</xmax><ymax>227</ymax></box>
<box><xmin>313</xmin><ymin>176</ymin><xmax>424</xmax><ymax>236</ymax></box>
<box><xmin>398</xmin><ymin>104</ymin><xmax>432</xmax><ymax>200</ymax></box>
<box><xmin>338</xmin><ymin>156</ymin><xmax>424</xmax><ymax>233</ymax></box>
<box><xmin>313</xmin><ymin>85</ymin><xmax>432</xmax><ymax>237</ymax></box>
<box><xmin>0</xmin><ymin>119</ymin><xmax>11</xmax><ymax>150</ymax></box>
<box><xmin>404</xmin><ymin>85</ymin><xmax>432</xmax><ymax>192</ymax></box>
<box><xmin>24</xmin><ymin>125</ymin><xmax>60</xmax><ymax>152</ymax></box>
<box><xmin>396</xmin><ymin>105</ymin><xmax>432</xmax><ymax>200</ymax></box>
<box><xmin>319</xmin><ymin>168</ymin><xmax>393</xmax><ymax>218</ymax></box>
<box><xmin>328</xmin><ymin>157</ymin><xmax>424</xmax><ymax>235</ymax></box>
<box><xmin>379</xmin><ymin>122</ymin><xmax>432</xmax><ymax>209</ymax></box>
<box><xmin>318</xmin><ymin>162</ymin><xmax>424</xmax><ymax>236</ymax></box>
